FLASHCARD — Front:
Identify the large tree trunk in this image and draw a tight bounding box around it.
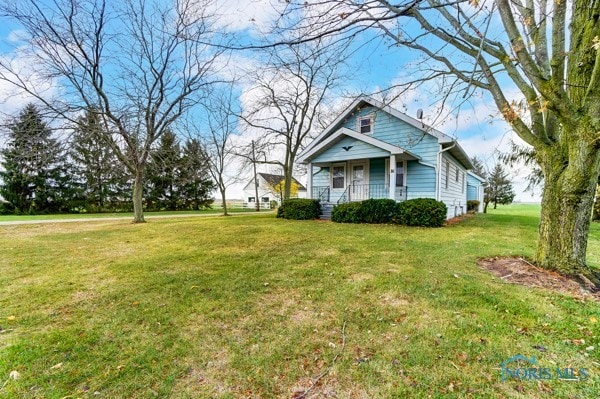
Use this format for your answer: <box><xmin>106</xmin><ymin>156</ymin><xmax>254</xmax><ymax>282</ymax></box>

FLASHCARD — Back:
<box><xmin>535</xmin><ymin>139</ymin><xmax>600</xmax><ymax>283</ymax></box>
<box><xmin>132</xmin><ymin>167</ymin><xmax>145</xmax><ymax>223</ymax></box>
<box><xmin>220</xmin><ymin>186</ymin><xmax>228</xmax><ymax>216</ymax></box>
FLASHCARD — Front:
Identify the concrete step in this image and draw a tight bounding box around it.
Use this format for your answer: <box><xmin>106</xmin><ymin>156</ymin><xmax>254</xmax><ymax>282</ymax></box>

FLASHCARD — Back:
<box><xmin>320</xmin><ymin>204</ymin><xmax>334</xmax><ymax>220</ymax></box>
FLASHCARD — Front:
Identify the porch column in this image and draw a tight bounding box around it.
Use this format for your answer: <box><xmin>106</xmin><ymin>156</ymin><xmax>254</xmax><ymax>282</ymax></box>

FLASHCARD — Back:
<box><xmin>389</xmin><ymin>154</ymin><xmax>396</xmax><ymax>200</ymax></box>
<box><xmin>307</xmin><ymin>162</ymin><xmax>313</xmax><ymax>199</ymax></box>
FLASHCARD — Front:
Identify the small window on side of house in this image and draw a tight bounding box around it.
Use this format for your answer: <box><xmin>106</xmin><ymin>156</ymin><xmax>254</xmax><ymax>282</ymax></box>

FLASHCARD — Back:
<box><xmin>455</xmin><ymin>166</ymin><xmax>459</xmax><ymax>182</ymax></box>
<box><xmin>248</xmin><ymin>197</ymin><xmax>255</xmax><ymax>202</ymax></box>
<box><xmin>261</xmin><ymin>197</ymin><xmax>269</xmax><ymax>202</ymax></box>
<box><xmin>359</xmin><ymin>116</ymin><xmax>373</xmax><ymax>134</ymax></box>
<box><xmin>445</xmin><ymin>161</ymin><xmax>450</xmax><ymax>189</ymax></box>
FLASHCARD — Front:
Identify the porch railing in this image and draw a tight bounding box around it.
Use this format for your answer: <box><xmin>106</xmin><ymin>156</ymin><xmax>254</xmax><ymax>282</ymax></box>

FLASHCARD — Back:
<box><xmin>312</xmin><ymin>186</ymin><xmax>330</xmax><ymax>202</ymax></box>
<box><xmin>335</xmin><ymin>184</ymin><xmax>407</xmax><ymax>204</ymax></box>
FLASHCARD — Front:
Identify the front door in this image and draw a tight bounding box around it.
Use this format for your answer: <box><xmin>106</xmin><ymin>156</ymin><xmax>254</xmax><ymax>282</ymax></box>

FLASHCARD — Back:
<box><xmin>350</xmin><ymin>162</ymin><xmax>368</xmax><ymax>201</ymax></box>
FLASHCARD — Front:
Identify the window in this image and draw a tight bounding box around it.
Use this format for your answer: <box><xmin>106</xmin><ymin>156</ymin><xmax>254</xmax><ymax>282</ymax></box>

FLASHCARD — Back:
<box><xmin>396</xmin><ymin>161</ymin><xmax>404</xmax><ymax>187</ymax></box>
<box><xmin>444</xmin><ymin>161</ymin><xmax>450</xmax><ymax>189</ymax></box>
<box><xmin>358</xmin><ymin>115</ymin><xmax>373</xmax><ymax>134</ymax></box>
<box><xmin>332</xmin><ymin>165</ymin><xmax>345</xmax><ymax>188</ymax></box>
<box><xmin>248</xmin><ymin>197</ymin><xmax>255</xmax><ymax>202</ymax></box>
<box><xmin>455</xmin><ymin>166</ymin><xmax>460</xmax><ymax>182</ymax></box>
<box><xmin>261</xmin><ymin>197</ymin><xmax>269</xmax><ymax>203</ymax></box>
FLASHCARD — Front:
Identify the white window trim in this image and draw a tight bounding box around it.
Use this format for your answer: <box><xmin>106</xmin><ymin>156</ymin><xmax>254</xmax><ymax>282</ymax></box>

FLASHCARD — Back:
<box><xmin>357</xmin><ymin>113</ymin><xmax>375</xmax><ymax>135</ymax></box>
<box><xmin>444</xmin><ymin>160</ymin><xmax>450</xmax><ymax>189</ymax></box>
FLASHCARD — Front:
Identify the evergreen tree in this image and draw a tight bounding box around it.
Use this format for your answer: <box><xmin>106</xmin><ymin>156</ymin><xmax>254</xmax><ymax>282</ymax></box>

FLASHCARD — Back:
<box><xmin>470</xmin><ymin>157</ymin><xmax>487</xmax><ymax>179</ymax></box>
<box><xmin>484</xmin><ymin>163</ymin><xmax>516</xmax><ymax>213</ymax></box>
<box><xmin>70</xmin><ymin>110</ymin><xmax>130</xmax><ymax>211</ymax></box>
<box><xmin>0</xmin><ymin>104</ymin><xmax>67</xmax><ymax>214</ymax></box>
<box><xmin>146</xmin><ymin>131</ymin><xmax>182</xmax><ymax>210</ymax></box>
<box><xmin>179</xmin><ymin>139</ymin><xmax>214</xmax><ymax>210</ymax></box>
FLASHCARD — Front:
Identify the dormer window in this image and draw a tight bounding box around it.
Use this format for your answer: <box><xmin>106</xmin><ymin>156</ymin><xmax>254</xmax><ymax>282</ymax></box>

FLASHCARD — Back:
<box><xmin>358</xmin><ymin>115</ymin><xmax>373</xmax><ymax>134</ymax></box>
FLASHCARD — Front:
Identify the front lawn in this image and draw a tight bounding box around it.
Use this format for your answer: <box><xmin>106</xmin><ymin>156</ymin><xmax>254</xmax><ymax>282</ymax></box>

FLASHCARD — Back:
<box><xmin>0</xmin><ymin>206</ymin><xmax>598</xmax><ymax>398</ymax></box>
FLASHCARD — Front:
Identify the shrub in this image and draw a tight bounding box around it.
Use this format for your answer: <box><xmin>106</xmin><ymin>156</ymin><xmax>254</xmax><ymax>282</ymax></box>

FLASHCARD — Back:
<box><xmin>0</xmin><ymin>202</ymin><xmax>15</xmax><ymax>215</ymax></box>
<box><xmin>360</xmin><ymin>198</ymin><xmax>397</xmax><ymax>223</ymax></box>
<box><xmin>277</xmin><ymin>198</ymin><xmax>320</xmax><ymax>220</ymax></box>
<box><xmin>467</xmin><ymin>200</ymin><xmax>480</xmax><ymax>212</ymax></box>
<box><xmin>395</xmin><ymin>198</ymin><xmax>447</xmax><ymax>227</ymax></box>
<box><xmin>331</xmin><ymin>202</ymin><xmax>364</xmax><ymax>223</ymax></box>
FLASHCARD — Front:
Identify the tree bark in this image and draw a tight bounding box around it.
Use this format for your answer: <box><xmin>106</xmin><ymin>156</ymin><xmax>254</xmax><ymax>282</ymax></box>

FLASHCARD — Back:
<box><xmin>220</xmin><ymin>186</ymin><xmax>228</xmax><ymax>216</ymax></box>
<box><xmin>132</xmin><ymin>167</ymin><xmax>145</xmax><ymax>223</ymax></box>
<box><xmin>535</xmin><ymin>135</ymin><xmax>600</xmax><ymax>280</ymax></box>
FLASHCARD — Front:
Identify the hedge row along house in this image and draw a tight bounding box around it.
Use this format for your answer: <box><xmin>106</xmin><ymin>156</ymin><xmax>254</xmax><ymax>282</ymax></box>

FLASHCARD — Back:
<box><xmin>298</xmin><ymin>97</ymin><xmax>485</xmax><ymax>219</ymax></box>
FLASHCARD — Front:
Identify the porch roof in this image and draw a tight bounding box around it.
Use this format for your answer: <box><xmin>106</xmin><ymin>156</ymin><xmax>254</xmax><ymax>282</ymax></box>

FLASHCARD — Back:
<box><xmin>297</xmin><ymin>127</ymin><xmax>420</xmax><ymax>164</ymax></box>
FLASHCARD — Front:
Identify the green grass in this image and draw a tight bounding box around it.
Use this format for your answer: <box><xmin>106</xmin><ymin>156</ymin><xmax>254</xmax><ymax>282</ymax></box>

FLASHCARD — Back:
<box><xmin>0</xmin><ymin>207</ymin><xmax>271</xmax><ymax>222</ymax></box>
<box><xmin>0</xmin><ymin>205</ymin><xmax>598</xmax><ymax>398</ymax></box>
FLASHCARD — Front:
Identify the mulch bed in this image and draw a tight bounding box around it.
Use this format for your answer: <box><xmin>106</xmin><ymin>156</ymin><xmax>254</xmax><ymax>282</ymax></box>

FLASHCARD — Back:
<box><xmin>478</xmin><ymin>256</ymin><xmax>600</xmax><ymax>302</ymax></box>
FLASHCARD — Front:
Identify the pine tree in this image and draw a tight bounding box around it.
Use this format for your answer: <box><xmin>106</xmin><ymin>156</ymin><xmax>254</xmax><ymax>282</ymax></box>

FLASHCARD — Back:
<box><xmin>179</xmin><ymin>139</ymin><xmax>214</xmax><ymax>210</ymax></box>
<box><xmin>484</xmin><ymin>163</ymin><xmax>516</xmax><ymax>213</ymax></box>
<box><xmin>0</xmin><ymin>104</ymin><xmax>67</xmax><ymax>214</ymax></box>
<box><xmin>146</xmin><ymin>131</ymin><xmax>181</xmax><ymax>211</ymax></box>
<box><xmin>70</xmin><ymin>110</ymin><xmax>130</xmax><ymax>212</ymax></box>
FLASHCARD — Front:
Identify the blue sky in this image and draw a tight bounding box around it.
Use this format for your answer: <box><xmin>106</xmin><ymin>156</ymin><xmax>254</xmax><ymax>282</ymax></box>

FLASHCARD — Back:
<box><xmin>0</xmin><ymin>0</ymin><xmax>540</xmax><ymax>201</ymax></box>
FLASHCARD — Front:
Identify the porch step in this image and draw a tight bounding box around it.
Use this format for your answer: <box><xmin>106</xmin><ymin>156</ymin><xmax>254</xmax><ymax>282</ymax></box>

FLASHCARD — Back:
<box><xmin>320</xmin><ymin>204</ymin><xmax>334</xmax><ymax>220</ymax></box>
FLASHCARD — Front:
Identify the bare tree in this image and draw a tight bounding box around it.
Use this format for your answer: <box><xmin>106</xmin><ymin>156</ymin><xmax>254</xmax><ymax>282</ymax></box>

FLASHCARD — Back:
<box><xmin>201</xmin><ymin>84</ymin><xmax>242</xmax><ymax>216</ymax></box>
<box><xmin>239</xmin><ymin>38</ymin><xmax>348</xmax><ymax>201</ymax></box>
<box><xmin>0</xmin><ymin>0</ymin><xmax>224</xmax><ymax>222</ymax></box>
<box><xmin>269</xmin><ymin>0</ymin><xmax>600</xmax><ymax>284</ymax></box>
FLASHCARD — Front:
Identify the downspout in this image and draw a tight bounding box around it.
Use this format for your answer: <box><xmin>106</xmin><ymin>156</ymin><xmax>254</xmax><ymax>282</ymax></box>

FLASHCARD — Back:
<box><xmin>436</xmin><ymin>141</ymin><xmax>457</xmax><ymax>201</ymax></box>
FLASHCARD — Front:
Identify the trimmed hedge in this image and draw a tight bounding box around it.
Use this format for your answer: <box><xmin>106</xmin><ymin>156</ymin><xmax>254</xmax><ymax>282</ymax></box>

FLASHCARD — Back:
<box><xmin>360</xmin><ymin>198</ymin><xmax>397</xmax><ymax>224</ymax></box>
<box><xmin>277</xmin><ymin>198</ymin><xmax>321</xmax><ymax>220</ymax></box>
<box><xmin>331</xmin><ymin>202</ymin><xmax>363</xmax><ymax>223</ymax></box>
<box><xmin>467</xmin><ymin>200</ymin><xmax>480</xmax><ymax>212</ymax></box>
<box><xmin>395</xmin><ymin>198</ymin><xmax>447</xmax><ymax>227</ymax></box>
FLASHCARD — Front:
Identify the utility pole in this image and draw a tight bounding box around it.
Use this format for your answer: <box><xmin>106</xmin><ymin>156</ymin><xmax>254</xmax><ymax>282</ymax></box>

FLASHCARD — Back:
<box><xmin>252</xmin><ymin>140</ymin><xmax>260</xmax><ymax>211</ymax></box>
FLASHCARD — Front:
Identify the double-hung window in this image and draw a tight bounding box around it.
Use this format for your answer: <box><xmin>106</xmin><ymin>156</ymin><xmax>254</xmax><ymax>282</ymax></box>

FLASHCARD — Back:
<box><xmin>332</xmin><ymin>165</ymin><xmax>345</xmax><ymax>188</ymax></box>
<box><xmin>358</xmin><ymin>115</ymin><xmax>373</xmax><ymax>134</ymax></box>
<box><xmin>396</xmin><ymin>161</ymin><xmax>404</xmax><ymax>187</ymax></box>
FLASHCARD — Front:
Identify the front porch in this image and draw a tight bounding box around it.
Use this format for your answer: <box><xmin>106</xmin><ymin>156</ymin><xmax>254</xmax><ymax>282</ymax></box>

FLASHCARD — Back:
<box><xmin>312</xmin><ymin>184</ymin><xmax>407</xmax><ymax>204</ymax></box>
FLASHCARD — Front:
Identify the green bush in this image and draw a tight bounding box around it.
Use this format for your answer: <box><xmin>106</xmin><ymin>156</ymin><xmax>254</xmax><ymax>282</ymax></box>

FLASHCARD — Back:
<box><xmin>277</xmin><ymin>198</ymin><xmax>320</xmax><ymax>220</ymax></box>
<box><xmin>360</xmin><ymin>198</ymin><xmax>397</xmax><ymax>223</ymax></box>
<box><xmin>0</xmin><ymin>202</ymin><xmax>15</xmax><ymax>215</ymax></box>
<box><xmin>331</xmin><ymin>202</ymin><xmax>364</xmax><ymax>223</ymax></box>
<box><xmin>467</xmin><ymin>200</ymin><xmax>480</xmax><ymax>212</ymax></box>
<box><xmin>395</xmin><ymin>198</ymin><xmax>447</xmax><ymax>227</ymax></box>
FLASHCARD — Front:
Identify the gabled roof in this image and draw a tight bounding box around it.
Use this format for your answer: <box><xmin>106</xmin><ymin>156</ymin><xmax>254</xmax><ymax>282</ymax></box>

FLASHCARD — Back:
<box><xmin>299</xmin><ymin>95</ymin><xmax>474</xmax><ymax>169</ymax></box>
<box><xmin>467</xmin><ymin>171</ymin><xmax>486</xmax><ymax>182</ymax></box>
<box><xmin>258</xmin><ymin>173</ymin><xmax>307</xmax><ymax>191</ymax></box>
<box><xmin>297</xmin><ymin>127</ymin><xmax>420</xmax><ymax>163</ymax></box>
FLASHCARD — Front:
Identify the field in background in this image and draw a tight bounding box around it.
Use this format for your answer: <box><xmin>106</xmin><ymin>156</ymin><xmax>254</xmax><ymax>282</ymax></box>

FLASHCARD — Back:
<box><xmin>0</xmin><ymin>205</ymin><xmax>598</xmax><ymax>398</ymax></box>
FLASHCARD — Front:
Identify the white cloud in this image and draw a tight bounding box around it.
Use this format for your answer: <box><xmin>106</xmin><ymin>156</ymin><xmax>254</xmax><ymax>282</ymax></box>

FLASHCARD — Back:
<box><xmin>209</xmin><ymin>0</ymin><xmax>286</xmax><ymax>35</ymax></box>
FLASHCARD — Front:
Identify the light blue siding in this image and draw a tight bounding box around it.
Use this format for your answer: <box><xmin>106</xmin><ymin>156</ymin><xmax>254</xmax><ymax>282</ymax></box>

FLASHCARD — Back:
<box><xmin>369</xmin><ymin>158</ymin><xmax>386</xmax><ymax>185</ymax></box>
<box><xmin>440</xmin><ymin>152</ymin><xmax>467</xmax><ymax>218</ymax></box>
<box><xmin>341</xmin><ymin>105</ymin><xmax>439</xmax><ymax>165</ymax></box>
<box><xmin>406</xmin><ymin>161</ymin><xmax>436</xmax><ymax>200</ymax></box>
<box><xmin>312</xmin><ymin>166</ymin><xmax>330</xmax><ymax>187</ymax></box>
<box><xmin>467</xmin><ymin>185</ymin><xmax>478</xmax><ymax>201</ymax></box>
<box><xmin>312</xmin><ymin>136</ymin><xmax>389</xmax><ymax>163</ymax></box>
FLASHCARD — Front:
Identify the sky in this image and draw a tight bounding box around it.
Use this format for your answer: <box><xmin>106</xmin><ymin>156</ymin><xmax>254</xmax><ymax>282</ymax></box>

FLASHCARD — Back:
<box><xmin>0</xmin><ymin>0</ymin><xmax>542</xmax><ymax>202</ymax></box>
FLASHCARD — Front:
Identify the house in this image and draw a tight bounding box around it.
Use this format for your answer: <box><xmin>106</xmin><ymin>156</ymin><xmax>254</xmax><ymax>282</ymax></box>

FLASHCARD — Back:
<box><xmin>467</xmin><ymin>171</ymin><xmax>486</xmax><ymax>212</ymax></box>
<box><xmin>242</xmin><ymin>173</ymin><xmax>307</xmax><ymax>207</ymax></box>
<box><xmin>297</xmin><ymin>96</ymin><xmax>481</xmax><ymax>219</ymax></box>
